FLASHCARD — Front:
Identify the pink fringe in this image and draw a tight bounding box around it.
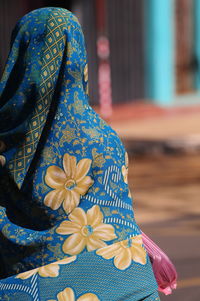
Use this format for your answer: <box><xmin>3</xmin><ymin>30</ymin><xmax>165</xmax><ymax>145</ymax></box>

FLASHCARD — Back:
<box><xmin>141</xmin><ymin>232</ymin><xmax>177</xmax><ymax>295</ymax></box>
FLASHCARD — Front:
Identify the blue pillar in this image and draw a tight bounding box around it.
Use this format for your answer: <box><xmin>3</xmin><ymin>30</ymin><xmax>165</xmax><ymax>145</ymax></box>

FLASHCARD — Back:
<box><xmin>194</xmin><ymin>0</ymin><xmax>200</xmax><ymax>90</ymax></box>
<box><xmin>145</xmin><ymin>0</ymin><xmax>175</xmax><ymax>106</ymax></box>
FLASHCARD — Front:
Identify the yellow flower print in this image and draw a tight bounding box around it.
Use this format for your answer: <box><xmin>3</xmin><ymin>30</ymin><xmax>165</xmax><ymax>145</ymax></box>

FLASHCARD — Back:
<box><xmin>44</xmin><ymin>153</ymin><xmax>94</xmax><ymax>214</ymax></box>
<box><xmin>84</xmin><ymin>64</ymin><xmax>89</xmax><ymax>95</ymax></box>
<box><xmin>48</xmin><ymin>287</ymin><xmax>100</xmax><ymax>301</ymax></box>
<box><xmin>84</xmin><ymin>64</ymin><xmax>88</xmax><ymax>82</ymax></box>
<box><xmin>0</xmin><ymin>155</ymin><xmax>6</xmax><ymax>167</ymax></box>
<box><xmin>122</xmin><ymin>152</ymin><xmax>129</xmax><ymax>184</ymax></box>
<box><xmin>96</xmin><ymin>235</ymin><xmax>147</xmax><ymax>270</ymax></box>
<box><xmin>121</xmin><ymin>165</ymin><xmax>128</xmax><ymax>184</ymax></box>
<box><xmin>121</xmin><ymin>152</ymin><xmax>131</xmax><ymax>198</ymax></box>
<box><xmin>16</xmin><ymin>256</ymin><xmax>76</xmax><ymax>279</ymax></box>
<box><xmin>56</xmin><ymin>205</ymin><xmax>117</xmax><ymax>255</ymax></box>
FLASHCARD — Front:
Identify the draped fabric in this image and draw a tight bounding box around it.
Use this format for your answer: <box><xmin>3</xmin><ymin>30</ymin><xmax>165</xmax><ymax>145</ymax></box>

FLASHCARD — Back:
<box><xmin>0</xmin><ymin>7</ymin><xmax>160</xmax><ymax>300</ymax></box>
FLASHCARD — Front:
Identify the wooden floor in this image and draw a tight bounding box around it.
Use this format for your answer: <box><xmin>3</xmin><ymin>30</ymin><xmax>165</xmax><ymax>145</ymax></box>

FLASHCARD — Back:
<box><xmin>128</xmin><ymin>153</ymin><xmax>200</xmax><ymax>225</ymax></box>
<box><xmin>128</xmin><ymin>153</ymin><xmax>200</xmax><ymax>300</ymax></box>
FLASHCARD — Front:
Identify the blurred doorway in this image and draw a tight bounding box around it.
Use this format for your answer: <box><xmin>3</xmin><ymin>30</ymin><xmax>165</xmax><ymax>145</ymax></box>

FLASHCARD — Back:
<box><xmin>175</xmin><ymin>0</ymin><xmax>197</xmax><ymax>94</ymax></box>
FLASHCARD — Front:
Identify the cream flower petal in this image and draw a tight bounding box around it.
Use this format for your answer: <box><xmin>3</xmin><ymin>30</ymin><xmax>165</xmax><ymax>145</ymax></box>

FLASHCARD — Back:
<box><xmin>78</xmin><ymin>293</ymin><xmax>100</xmax><ymax>301</ymax></box>
<box><xmin>74</xmin><ymin>176</ymin><xmax>94</xmax><ymax>194</ymax></box>
<box><xmin>86</xmin><ymin>205</ymin><xmax>103</xmax><ymax>227</ymax></box>
<box><xmin>131</xmin><ymin>235</ymin><xmax>143</xmax><ymax>244</ymax></box>
<box><xmin>45</xmin><ymin>166</ymin><xmax>66</xmax><ymax>189</ymax></box>
<box><xmin>122</xmin><ymin>165</ymin><xmax>128</xmax><ymax>184</ymax></box>
<box><xmin>70</xmin><ymin>190</ymin><xmax>81</xmax><ymax>205</ymax></box>
<box><xmin>130</xmin><ymin>245</ymin><xmax>147</xmax><ymax>265</ymax></box>
<box><xmin>63</xmin><ymin>233</ymin><xmax>86</xmax><ymax>255</ymax></box>
<box><xmin>75</xmin><ymin>158</ymin><xmax>92</xmax><ymax>181</ymax></box>
<box><xmin>93</xmin><ymin>224</ymin><xmax>117</xmax><ymax>241</ymax></box>
<box><xmin>114</xmin><ymin>248</ymin><xmax>132</xmax><ymax>270</ymax></box>
<box><xmin>56</xmin><ymin>220</ymin><xmax>81</xmax><ymax>235</ymax></box>
<box><xmin>121</xmin><ymin>165</ymin><xmax>126</xmax><ymax>176</ymax></box>
<box><xmin>16</xmin><ymin>257</ymin><xmax>76</xmax><ymax>280</ymax></box>
<box><xmin>16</xmin><ymin>267</ymin><xmax>39</xmax><ymax>279</ymax></box>
<box><xmin>84</xmin><ymin>64</ymin><xmax>88</xmax><ymax>82</ymax></box>
<box><xmin>38</xmin><ymin>264</ymin><xmax>59</xmax><ymax>277</ymax></box>
<box><xmin>63</xmin><ymin>190</ymin><xmax>80</xmax><ymax>214</ymax></box>
<box><xmin>57</xmin><ymin>287</ymin><xmax>75</xmax><ymax>301</ymax></box>
<box><xmin>63</xmin><ymin>198</ymin><xmax>78</xmax><ymax>214</ymax></box>
<box><xmin>87</xmin><ymin>236</ymin><xmax>107</xmax><ymax>251</ymax></box>
<box><xmin>69</xmin><ymin>207</ymin><xmax>87</xmax><ymax>226</ymax></box>
<box><xmin>125</xmin><ymin>152</ymin><xmax>129</xmax><ymax>168</ymax></box>
<box><xmin>56</xmin><ymin>256</ymin><xmax>77</xmax><ymax>265</ymax></box>
<box><xmin>96</xmin><ymin>243</ymin><xmax>121</xmax><ymax>259</ymax></box>
<box><xmin>44</xmin><ymin>189</ymin><xmax>65</xmax><ymax>210</ymax></box>
<box><xmin>63</xmin><ymin>154</ymin><xmax>77</xmax><ymax>179</ymax></box>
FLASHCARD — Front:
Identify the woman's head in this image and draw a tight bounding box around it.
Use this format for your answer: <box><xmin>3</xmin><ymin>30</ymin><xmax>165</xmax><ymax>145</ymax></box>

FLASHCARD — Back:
<box><xmin>0</xmin><ymin>7</ymin><xmax>89</xmax><ymax>187</ymax></box>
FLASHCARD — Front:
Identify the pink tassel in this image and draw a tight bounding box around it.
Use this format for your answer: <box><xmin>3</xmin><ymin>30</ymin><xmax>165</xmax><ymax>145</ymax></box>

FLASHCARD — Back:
<box><xmin>141</xmin><ymin>231</ymin><xmax>177</xmax><ymax>295</ymax></box>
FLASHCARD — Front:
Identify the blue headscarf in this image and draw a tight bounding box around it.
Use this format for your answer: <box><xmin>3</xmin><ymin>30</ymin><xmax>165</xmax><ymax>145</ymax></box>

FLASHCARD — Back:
<box><xmin>0</xmin><ymin>7</ymin><xmax>159</xmax><ymax>301</ymax></box>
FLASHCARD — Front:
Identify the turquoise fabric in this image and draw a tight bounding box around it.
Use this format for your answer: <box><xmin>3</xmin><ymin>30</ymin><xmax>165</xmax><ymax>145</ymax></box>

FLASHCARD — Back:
<box><xmin>0</xmin><ymin>7</ymin><xmax>160</xmax><ymax>300</ymax></box>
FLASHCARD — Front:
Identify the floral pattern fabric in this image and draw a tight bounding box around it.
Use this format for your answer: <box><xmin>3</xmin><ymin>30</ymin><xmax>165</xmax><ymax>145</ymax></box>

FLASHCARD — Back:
<box><xmin>0</xmin><ymin>7</ymin><xmax>160</xmax><ymax>301</ymax></box>
<box><xmin>0</xmin><ymin>241</ymin><xmax>160</xmax><ymax>301</ymax></box>
<box><xmin>56</xmin><ymin>205</ymin><xmax>117</xmax><ymax>255</ymax></box>
<box><xmin>48</xmin><ymin>287</ymin><xmax>100</xmax><ymax>301</ymax></box>
<box><xmin>16</xmin><ymin>256</ymin><xmax>76</xmax><ymax>279</ymax></box>
<box><xmin>96</xmin><ymin>235</ymin><xmax>147</xmax><ymax>270</ymax></box>
<box><xmin>44</xmin><ymin>153</ymin><xmax>93</xmax><ymax>214</ymax></box>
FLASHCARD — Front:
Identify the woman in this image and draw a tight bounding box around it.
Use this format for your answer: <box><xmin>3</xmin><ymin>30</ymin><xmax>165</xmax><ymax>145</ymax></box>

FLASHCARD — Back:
<box><xmin>0</xmin><ymin>7</ymin><xmax>160</xmax><ymax>300</ymax></box>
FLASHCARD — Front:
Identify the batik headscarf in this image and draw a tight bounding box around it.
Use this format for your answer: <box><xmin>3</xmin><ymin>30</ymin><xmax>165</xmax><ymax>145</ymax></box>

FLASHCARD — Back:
<box><xmin>0</xmin><ymin>7</ymin><xmax>159</xmax><ymax>301</ymax></box>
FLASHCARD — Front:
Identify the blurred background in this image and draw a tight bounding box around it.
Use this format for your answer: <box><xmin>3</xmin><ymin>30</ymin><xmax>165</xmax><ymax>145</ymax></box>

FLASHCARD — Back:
<box><xmin>0</xmin><ymin>0</ymin><xmax>200</xmax><ymax>300</ymax></box>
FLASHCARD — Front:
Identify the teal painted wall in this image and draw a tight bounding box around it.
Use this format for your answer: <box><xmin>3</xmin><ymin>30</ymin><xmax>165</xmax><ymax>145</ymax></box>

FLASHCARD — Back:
<box><xmin>145</xmin><ymin>0</ymin><xmax>175</xmax><ymax>106</ymax></box>
<box><xmin>194</xmin><ymin>0</ymin><xmax>200</xmax><ymax>91</ymax></box>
